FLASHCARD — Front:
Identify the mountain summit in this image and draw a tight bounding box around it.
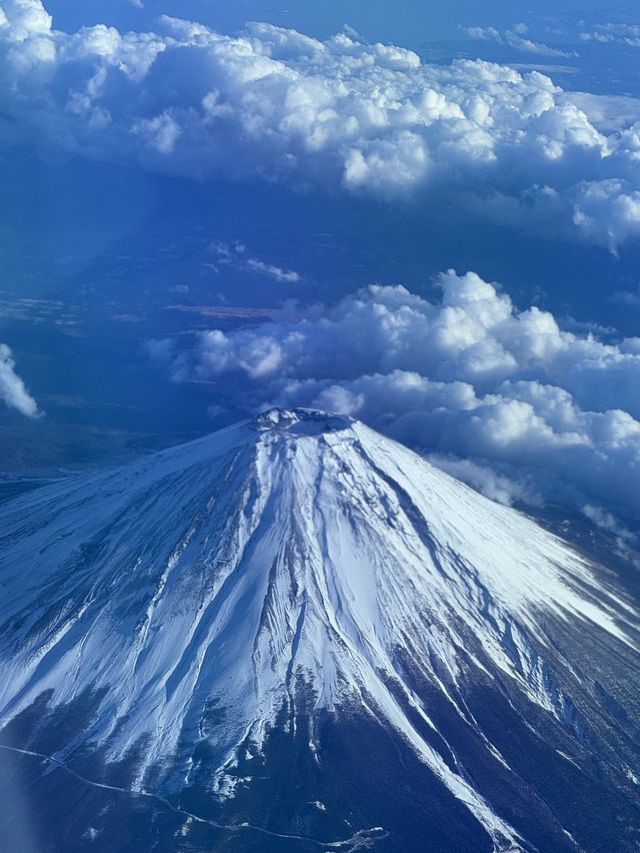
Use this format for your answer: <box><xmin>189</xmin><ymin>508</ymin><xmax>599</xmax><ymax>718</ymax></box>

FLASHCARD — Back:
<box><xmin>1</xmin><ymin>409</ymin><xmax>639</xmax><ymax>852</ymax></box>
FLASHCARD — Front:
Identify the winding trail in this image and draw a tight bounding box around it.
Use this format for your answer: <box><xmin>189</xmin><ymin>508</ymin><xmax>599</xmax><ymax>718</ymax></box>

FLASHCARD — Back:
<box><xmin>0</xmin><ymin>743</ymin><xmax>387</xmax><ymax>851</ymax></box>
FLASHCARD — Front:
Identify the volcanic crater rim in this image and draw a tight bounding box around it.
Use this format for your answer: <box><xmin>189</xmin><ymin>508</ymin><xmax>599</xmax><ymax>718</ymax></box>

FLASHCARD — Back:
<box><xmin>253</xmin><ymin>407</ymin><xmax>355</xmax><ymax>437</ymax></box>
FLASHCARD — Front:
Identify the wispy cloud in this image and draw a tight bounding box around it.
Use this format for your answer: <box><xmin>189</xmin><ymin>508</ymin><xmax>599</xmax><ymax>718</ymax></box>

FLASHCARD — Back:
<box><xmin>0</xmin><ymin>343</ymin><xmax>41</xmax><ymax>418</ymax></box>
<box><xmin>210</xmin><ymin>242</ymin><xmax>300</xmax><ymax>283</ymax></box>
<box><xmin>464</xmin><ymin>23</ymin><xmax>577</xmax><ymax>58</ymax></box>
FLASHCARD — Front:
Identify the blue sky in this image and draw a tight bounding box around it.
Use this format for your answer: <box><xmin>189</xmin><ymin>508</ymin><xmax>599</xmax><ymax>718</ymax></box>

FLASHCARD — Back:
<box><xmin>47</xmin><ymin>0</ymin><xmax>613</xmax><ymax>44</ymax></box>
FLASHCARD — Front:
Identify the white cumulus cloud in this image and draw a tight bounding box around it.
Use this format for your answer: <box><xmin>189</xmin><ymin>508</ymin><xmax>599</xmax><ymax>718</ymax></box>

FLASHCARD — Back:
<box><xmin>158</xmin><ymin>271</ymin><xmax>640</xmax><ymax>523</ymax></box>
<box><xmin>1</xmin><ymin>1</ymin><xmax>640</xmax><ymax>247</ymax></box>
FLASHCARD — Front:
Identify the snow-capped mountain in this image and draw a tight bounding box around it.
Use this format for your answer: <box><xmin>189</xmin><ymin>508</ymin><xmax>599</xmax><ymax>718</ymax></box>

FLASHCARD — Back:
<box><xmin>0</xmin><ymin>409</ymin><xmax>639</xmax><ymax>853</ymax></box>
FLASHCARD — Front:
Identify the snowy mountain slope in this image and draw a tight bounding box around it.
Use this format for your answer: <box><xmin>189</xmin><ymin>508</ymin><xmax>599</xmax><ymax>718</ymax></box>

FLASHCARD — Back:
<box><xmin>0</xmin><ymin>409</ymin><xmax>639</xmax><ymax>852</ymax></box>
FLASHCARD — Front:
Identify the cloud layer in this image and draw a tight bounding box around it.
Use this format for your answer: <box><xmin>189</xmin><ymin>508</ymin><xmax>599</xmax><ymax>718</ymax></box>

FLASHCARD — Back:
<box><xmin>160</xmin><ymin>271</ymin><xmax>640</xmax><ymax>524</ymax></box>
<box><xmin>3</xmin><ymin>0</ymin><xmax>640</xmax><ymax>247</ymax></box>
<box><xmin>0</xmin><ymin>343</ymin><xmax>41</xmax><ymax>418</ymax></box>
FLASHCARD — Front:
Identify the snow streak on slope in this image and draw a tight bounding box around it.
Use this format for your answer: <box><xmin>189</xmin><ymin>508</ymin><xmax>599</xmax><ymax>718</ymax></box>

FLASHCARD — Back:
<box><xmin>0</xmin><ymin>409</ymin><xmax>636</xmax><ymax>850</ymax></box>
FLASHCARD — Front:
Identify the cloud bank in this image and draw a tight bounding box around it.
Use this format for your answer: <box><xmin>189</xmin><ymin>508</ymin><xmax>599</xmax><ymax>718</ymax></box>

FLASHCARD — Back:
<box><xmin>160</xmin><ymin>271</ymin><xmax>640</xmax><ymax>524</ymax></box>
<box><xmin>0</xmin><ymin>343</ymin><xmax>41</xmax><ymax>418</ymax></box>
<box><xmin>2</xmin><ymin>0</ymin><xmax>640</xmax><ymax>247</ymax></box>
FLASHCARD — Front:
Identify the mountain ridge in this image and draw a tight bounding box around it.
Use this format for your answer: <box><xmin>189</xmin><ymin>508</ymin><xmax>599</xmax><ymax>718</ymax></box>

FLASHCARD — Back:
<box><xmin>0</xmin><ymin>408</ymin><xmax>639</xmax><ymax>852</ymax></box>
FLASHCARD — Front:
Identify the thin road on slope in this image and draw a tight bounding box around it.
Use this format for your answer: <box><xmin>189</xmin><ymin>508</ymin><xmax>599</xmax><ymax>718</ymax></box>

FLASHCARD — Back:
<box><xmin>0</xmin><ymin>742</ymin><xmax>387</xmax><ymax>851</ymax></box>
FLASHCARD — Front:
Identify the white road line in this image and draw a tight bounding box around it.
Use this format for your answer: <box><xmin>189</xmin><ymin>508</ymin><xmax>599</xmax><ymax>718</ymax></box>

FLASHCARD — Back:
<box><xmin>0</xmin><ymin>742</ymin><xmax>386</xmax><ymax>850</ymax></box>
